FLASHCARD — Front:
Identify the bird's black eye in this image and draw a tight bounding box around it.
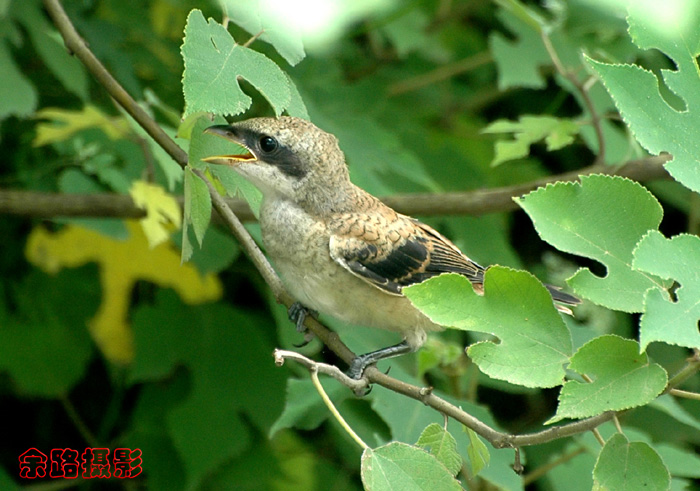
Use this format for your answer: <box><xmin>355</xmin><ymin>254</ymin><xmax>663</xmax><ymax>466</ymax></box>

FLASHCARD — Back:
<box><xmin>259</xmin><ymin>136</ymin><xmax>278</xmax><ymax>153</ymax></box>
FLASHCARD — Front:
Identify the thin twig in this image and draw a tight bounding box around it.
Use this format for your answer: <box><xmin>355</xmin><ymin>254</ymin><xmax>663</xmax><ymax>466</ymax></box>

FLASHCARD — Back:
<box><xmin>42</xmin><ymin>0</ymin><xmax>187</xmax><ymax>168</ymax></box>
<box><xmin>611</xmin><ymin>414</ymin><xmax>623</xmax><ymax>434</ymax></box>
<box><xmin>664</xmin><ymin>349</ymin><xmax>700</xmax><ymax>393</ymax></box>
<box><xmin>278</xmin><ymin>346</ymin><xmax>617</xmax><ymax>448</ymax></box>
<box><xmin>591</xmin><ymin>428</ymin><xmax>606</xmax><ymax>446</ymax></box>
<box><xmin>387</xmin><ymin>51</ymin><xmax>493</xmax><ymax>96</ymax></box>
<box><xmin>540</xmin><ymin>31</ymin><xmax>606</xmax><ymax>164</ymax></box>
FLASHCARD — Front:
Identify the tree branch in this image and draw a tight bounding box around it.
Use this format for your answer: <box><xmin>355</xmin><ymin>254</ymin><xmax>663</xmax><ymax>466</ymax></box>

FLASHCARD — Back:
<box><xmin>274</xmin><ymin>349</ymin><xmax>616</xmax><ymax>448</ymax></box>
<box><xmin>0</xmin><ymin>154</ymin><xmax>670</xmax><ymax>220</ymax></box>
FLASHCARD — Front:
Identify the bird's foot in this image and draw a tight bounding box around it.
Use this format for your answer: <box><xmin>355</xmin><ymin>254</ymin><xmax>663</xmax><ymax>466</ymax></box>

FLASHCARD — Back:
<box><xmin>345</xmin><ymin>340</ymin><xmax>413</xmax><ymax>380</ymax></box>
<box><xmin>346</xmin><ymin>355</ymin><xmax>373</xmax><ymax>380</ymax></box>
<box><xmin>288</xmin><ymin>302</ymin><xmax>318</xmax><ymax>347</ymax></box>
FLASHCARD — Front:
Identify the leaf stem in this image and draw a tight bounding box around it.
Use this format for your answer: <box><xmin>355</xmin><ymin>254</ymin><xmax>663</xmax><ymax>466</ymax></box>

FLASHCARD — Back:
<box><xmin>665</xmin><ymin>349</ymin><xmax>700</xmax><ymax>393</ymax></box>
<box><xmin>591</xmin><ymin>428</ymin><xmax>606</xmax><ymax>446</ymax></box>
<box><xmin>311</xmin><ymin>368</ymin><xmax>369</xmax><ymax>450</ymax></box>
<box><xmin>668</xmin><ymin>388</ymin><xmax>700</xmax><ymax>401</ymax></box>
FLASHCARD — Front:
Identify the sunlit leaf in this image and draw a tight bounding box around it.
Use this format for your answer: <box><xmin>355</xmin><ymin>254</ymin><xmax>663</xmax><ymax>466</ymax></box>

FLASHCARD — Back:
<box><xmin>549</xmin><ymin>335</ymin><xmax>667</xmax><ymax>423</ymax></box>
<box><xmin>517</xmin><ymin>175</ymin><xmax>666</xmax><ymax>312</ymax></box>
<box><xmin>633</xmin><ymin>231</ymin><xmax>700</xmax><ymax>350</ymax></box>
<box><xmin>361</xmin><ymin>442</ymin><xmax>462</xmax><ymax>491</ymax></box>
<box><xmin>593</xmin><ymin>433</ymin><xmax>670</xmax><ymax>491</ymax></box>
<box><xmin>405</xmin><ymin>269</ymin><xmax>572</xmax><ymax>388</ymax></box>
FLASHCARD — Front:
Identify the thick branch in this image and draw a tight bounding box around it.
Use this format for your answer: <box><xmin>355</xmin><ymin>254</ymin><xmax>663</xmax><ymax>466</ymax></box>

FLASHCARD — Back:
<box><xmin>0</xmin><ymin>154</ymin><xmax>670</xmax><ymax>220</ymax></box>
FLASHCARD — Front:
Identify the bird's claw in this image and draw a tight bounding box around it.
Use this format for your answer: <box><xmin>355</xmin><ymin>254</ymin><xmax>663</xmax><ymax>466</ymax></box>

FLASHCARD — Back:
<box><xmin>288</xmin><ymin>302</ymin><xmax>318</xmax><ymax>347</ymax></box>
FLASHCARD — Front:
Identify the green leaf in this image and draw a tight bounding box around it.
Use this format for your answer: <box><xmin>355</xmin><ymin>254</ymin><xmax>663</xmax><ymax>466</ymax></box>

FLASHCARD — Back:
<box><xmin>269</xmin><ymin>378</ymin><xmax>349</xmax><ymax>437</ymax></box>
<box><xmin>285</xmin><ymin>73</ymin><xmax>310</xmax><ymax>119</ymax></box>
<box><xmin>516</xmin><ymin>175</ymin><xmax>666</xmax><ymax>312</ymax></box>
<box><xmin>415</xmin><ymin>423</ymin><xmax>462</xmax><ymax>476</ymax></box>
<box><xmin>404</xmin><ymin>269</ymin><xmax>572</xmax><ymax>388</ymax></box>
<box><xmin>632</xmin><ymin>231</ymin><xmax>700</xmax><ymax>350</ymax></box>
<box><xmin>549</xmin><ymin>335</ymin><xmax>667</xmax><ymax>423</ymax></box>
<box><xmin>361</xmin><ymin>442</ymin><xmax>462</xmax><ymax>491</ymax></box>
<box><xmin>0</xmin><ymin>41</ymin><xmax>37</xmax><ymax>119</ymax></box>
<box><xmin>465</xmin><ymin>427</ymin><xmax>490</xmax><ymax>478</ymax></box>
<box><xmin>649</xmin><ymin>394</ymin><xmax>700</xmax><ymax>432</ymax></box>
<box><xmin>655</xmin><ymin>443</ymin><xmax>700</xmax><ymax>480</ymax></box>
<box><xmin>593</xmin><ymin>433</ymin><xmax>670</xmax><ymax>491</ymax></box>
<box><xmin>220</xmin><ymin>0</ymin><xmax>305</xmax><ymax>66</ymax></box>
<box><xmin>181</xmin><ymin>9</ymin><xmax>291</xmax><ymax>117</ymax></box>
<box><xmin>585</xmin><ymin>3</ymin><xmax>700</xmax><ymax>193</ymax></box>
<box><xmin>183</xmin><ymin>167</ymin><xmax>211</xmax><ymax>247</ymax></box>
<box><xmin>483</xmin><ymin>115</ymin><xmax>580</xmax><ymax>166</ymax></box>
<box><xmin>489</xmin><ymin>5</ymin><xmax>550</xmax><ymax>89</ymax></box>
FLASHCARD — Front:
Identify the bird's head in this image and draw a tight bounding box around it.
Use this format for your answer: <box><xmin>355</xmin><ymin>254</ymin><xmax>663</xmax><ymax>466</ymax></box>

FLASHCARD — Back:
<box><xmin>203</xmin><ymin>116</ymin><xmax>352</xmax><ymax>209</ymax></box>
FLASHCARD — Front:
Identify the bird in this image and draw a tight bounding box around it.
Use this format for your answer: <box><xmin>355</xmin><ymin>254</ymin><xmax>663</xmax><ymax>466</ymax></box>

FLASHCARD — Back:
<box><xmin>203</xmin><ymin>116</ymin><xmax>579</xmax><ymax>379</ymax></box>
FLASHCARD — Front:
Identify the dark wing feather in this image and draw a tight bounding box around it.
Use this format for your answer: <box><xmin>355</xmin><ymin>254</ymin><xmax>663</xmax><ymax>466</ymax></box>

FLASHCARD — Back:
<box><xmin>329</xmin><ymin>216</ymin><xmax>580</xmax><ymax>312</ymax></box>
<box><xmin>330</xmin><ymin>217</ymin><xmax>485</xmax><ymax>295</ymax></box>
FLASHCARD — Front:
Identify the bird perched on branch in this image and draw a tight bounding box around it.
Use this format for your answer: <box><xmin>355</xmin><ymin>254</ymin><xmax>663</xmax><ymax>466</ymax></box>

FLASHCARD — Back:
<box><xmin>204</xmin><ymin>117</ymin><xmax>578</xmax><ymax>379</ymax></box>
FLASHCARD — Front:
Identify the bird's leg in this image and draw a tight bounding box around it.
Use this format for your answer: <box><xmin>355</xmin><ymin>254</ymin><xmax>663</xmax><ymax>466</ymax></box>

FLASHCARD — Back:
<box><xmin>346</xmin><ymin>340</ymin><xmax>413</xmax><ymax>380</ymax></box>
<box><xmin>288</xmin><ymin>302</ymin><xmax>318</xmax><ymax>347</ymax></box>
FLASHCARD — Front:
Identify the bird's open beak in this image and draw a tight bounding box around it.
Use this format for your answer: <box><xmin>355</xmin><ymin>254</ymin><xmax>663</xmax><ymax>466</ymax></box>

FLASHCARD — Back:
<box><xmin>202</xmin><ymin>125</ymin><xmax>257</xmax><ymax>165</ymax></box>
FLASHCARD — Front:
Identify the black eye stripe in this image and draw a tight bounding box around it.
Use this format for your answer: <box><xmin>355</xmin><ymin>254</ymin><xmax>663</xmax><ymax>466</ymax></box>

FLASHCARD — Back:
<box><xmin>238</xmin><ymin>128</ymin><xmax>307</xmax><ymax>178</ymax></box>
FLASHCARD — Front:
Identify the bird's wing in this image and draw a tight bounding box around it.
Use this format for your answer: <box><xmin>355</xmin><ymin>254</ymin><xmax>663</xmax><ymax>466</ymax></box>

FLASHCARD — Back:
<box><xmin>329</xmin><ymin>213</ymin><xmax>485</xmax><ymax>295</ymax></box>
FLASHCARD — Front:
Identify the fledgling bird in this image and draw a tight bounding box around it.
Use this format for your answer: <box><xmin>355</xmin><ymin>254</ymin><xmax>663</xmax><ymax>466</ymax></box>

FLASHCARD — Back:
<box><xmin>203</xmin><ymin>117</ymin><xmax>579</xmax><ymax>379</ymax></box>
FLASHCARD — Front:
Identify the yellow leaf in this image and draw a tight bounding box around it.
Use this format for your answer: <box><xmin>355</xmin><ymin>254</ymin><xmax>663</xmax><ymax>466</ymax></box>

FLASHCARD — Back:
<box><xmin>25</xmin><ymin>221</ymin><xmax>222</xmax><ymax>365</ymax></box>
<box><xmin>34</xmin><ymin>105</ymin><xmax>130</xmax><ymax>146</ymax></box>
<box><xmin>129</xmin><ymin>180</ymin><xmax>182</xmax><ymax>248</ymax></box>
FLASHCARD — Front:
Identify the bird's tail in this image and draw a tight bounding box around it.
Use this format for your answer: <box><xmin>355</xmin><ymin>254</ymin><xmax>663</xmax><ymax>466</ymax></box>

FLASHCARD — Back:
<box><xmin>545</xmin><ymin>284</ymin><xmax>580</xmax><ymax>316</ymax></box>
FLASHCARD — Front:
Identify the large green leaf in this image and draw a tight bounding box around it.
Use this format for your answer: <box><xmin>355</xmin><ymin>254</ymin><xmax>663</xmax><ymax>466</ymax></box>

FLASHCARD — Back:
<box><xmin>181</xmin><ymin>9</ymin><xmax>297</xmax><ymax>117</ymax></box>
<box><xmin>549</xmin><ymin>335</ymin><xmax>667</xmax><ymax>423</ymax></box>
<box><xmin>586</xmin><ymin>3</ymin><xmax>700</xmax><ymax>193</ymax></box>
<box><xmin>404</xmin><ymin>269</ymin><xmax>572</xmax><ymax>388</ymax></box>
<box><xmin>517</xmin><ymin>175</ymin><xmax>666</xmax><ymax>312</ymax></box>
<box><xmin>633</xmin><ymin>231</ymin><xmax>700</xmax><ymax>350</ymax></box>
<box><xmin>0</xmin><ymin>41</ymin><xmax>37</xmax><ymax>119</ymax></box>
<box><xmin>219</xmin><ymin>0</ymin><xmax>305</xmax><ymax>66</ymax></box>
<box><xmin>0</xmin><ymin>270</ymin><xmax>95</xmax><ymax>397</ymax></box>
<box><xmin>361</xmin><ymin>442</ymin><xmax>462</xmax><ymax>491</ymax></box>
<box><xmin>130</xmin><ymin>291</ymin><xmax>286</xmax><ymax>489</ymax></box>
<box><xmin>593</xmin><ymin>433</ymin><xmax>670</xmax><ymax>491</ymax></box>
